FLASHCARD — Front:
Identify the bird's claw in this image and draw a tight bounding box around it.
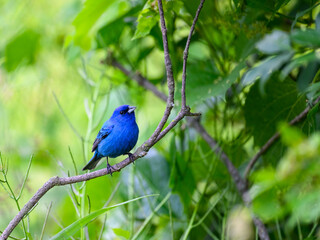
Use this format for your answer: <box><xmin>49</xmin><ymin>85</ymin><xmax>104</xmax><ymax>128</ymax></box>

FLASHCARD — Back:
<box><xmin>126</xmin><ymin>153</ymin><xmax>135</xmax><ymax>164</ymax></box>
<box><xmin>107</xmin><ymin>163</ymin><xmax>115</xmax><ymax>176</ymax></box>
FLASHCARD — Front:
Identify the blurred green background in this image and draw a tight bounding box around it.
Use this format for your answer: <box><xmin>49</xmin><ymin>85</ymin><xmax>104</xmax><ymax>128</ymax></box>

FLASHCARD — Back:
<box><xmin>1</xmin><ymin>0</ymin><xmax>320</xmax><ymax>239</ymax></box>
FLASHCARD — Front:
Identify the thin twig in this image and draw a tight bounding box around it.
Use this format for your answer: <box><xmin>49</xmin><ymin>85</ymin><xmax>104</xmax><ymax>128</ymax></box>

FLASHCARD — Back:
<box><xmin>181</xmin><ymin>0</ymin><xmax>205</xmax><ymax>110</ymax></box>
<box><xmin>52</xmin><ymin>92</ymin><xmax>83</xmax><ymax>141</ymax></box>
<box><xmin>144</xmin><ymin>0</ymin><xmax>176</xmax><ymax>148</ymax></box>
<box><xmin>110</xmin><ymin>61</ymin><xmax>167</xmax><ymax>102</ymax></box>
<box><xmin>110</xmin><ymin>59</ymin><xmax>270</xmax><ymax>240</ymax></box>
<box><xmin>0</xmin><ymin>1</ymin><xmax>204</xmax><ymax>239</ymax></box>
<box><xmin>244</xmin><ymin>96</ymin><xmax>320</xmax><ymax>179</ymax></box>
<box><xmin>131</xmin><ymin>192</ymin><xmax>172</xmax><ymax>240</ymax></box>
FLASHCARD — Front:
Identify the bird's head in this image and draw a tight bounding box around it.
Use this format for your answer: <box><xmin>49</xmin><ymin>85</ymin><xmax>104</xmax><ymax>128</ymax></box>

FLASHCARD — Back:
<box><xmin>111</xmin><ymin>105</ymin><xmax>137</xmax><ymax>122</ymax></box>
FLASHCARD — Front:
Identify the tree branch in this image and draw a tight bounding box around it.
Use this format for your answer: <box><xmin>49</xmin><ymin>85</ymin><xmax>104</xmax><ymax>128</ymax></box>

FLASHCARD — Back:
<box><xmin>181</xmin><ymin>0</ymin><xmax>205</xmax><ymax>110</ymax></box>
<box><xmin>109</xmin><ymin>61</ymin><xmax>167</xmax><ymax>102</ymax></box>
<box><xmin>0</xmin><ymin>1</ymin><xmax>205</xmax><ymax>239</ymax></box>
<box><xmin>144</xmin><ymin>0</ymin><xmax>176</xmax><ymax>148</ymax></box>
<box><xmin>110</xmin><ymin>60</ymin><xmax>270</xmax><ymax>239</ymax></box>
<box><xmin>244</xmin><ymin>95</ymin><xmax>320</xmax><ymax>179</ymax></box>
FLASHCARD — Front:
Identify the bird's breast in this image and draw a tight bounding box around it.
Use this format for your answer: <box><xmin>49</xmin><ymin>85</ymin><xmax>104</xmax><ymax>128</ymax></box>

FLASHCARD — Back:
<box><xmin>97</xmin><ymin>122</ymin><xmax>139</xmax><ymax>158</ymax></box>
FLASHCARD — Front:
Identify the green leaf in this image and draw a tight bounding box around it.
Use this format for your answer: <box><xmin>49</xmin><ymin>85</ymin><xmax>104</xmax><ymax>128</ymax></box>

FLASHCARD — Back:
<box><xmin>286</xmin><ymin>189</ymin><xmax>320</xmax><ymax>225</ymax></box>
<box><xmin>291</xmin><ymin>29</ymin><xmax>320</xmax><ymax>48</ymax></box>
<box><xmin>244</xmin><ymin>76</ymin><xmax>306</xmax><ymax>147</ymax></box>
<box><xmin>96</xmin><ymin>5</ymin><xmax>142</xmax><ymax>48</ymax></box>
<box><xmin>246</xmin><ymin>0</ymin><xmax>290</xmax><ymax>12</ymax></box>
<box><xmin>256</xmin><ymin>30</ymin><xmax>291</xmax><ymax>54</ymax></box>
<box><xmin>242</xmin><ymin>52</ymin><xmax>293</xmax><ymax>88</ymax></box>
<box><xmin>252</xmin><ymin>188</ymin><xmax>284</xmax><ymax>222</ymax></box>
<box><xmin>50</xmin><ymin>195</ymin><xmax>157</xmax><ymax>240</ymax></box>
<box><xmin>113</xmin><ymin>228</ymin><xmax>130</xmax><ymax>239</ymax></box>
<box><xmin>282</xmin><ymin>51</ymin><xmax>320</xmax><ymax>78</ymax></box>
<box><xmin>132</xmin><ymin>1</ymin><xmax>159</xmax><ymax>40</ymax></box>
<box><xmin>307</xmin><ymin>101</ymin><xmax>320</xmax><ymax>120</ymax></box>
<box><xmin>97</xmin><ymin>18</ymin><xmax>126</xmax><ymax>47</ymax></box>
<box><xmin>4</xmin><ymin>29</ymin><xmax>40</xmax><ymax>72</ymax></box>
<box><xmin>278</xmin><ymin>123</ymin><xmax>305</xmax><ymax>147</ymax></box>
<box><xmin>71</xmin><ymin>0</ymin><xmax>129</xmax><ymax>50</ymax></box>
<box><xmin>180</xmin><ymin>61</ymin><xmax>245</xmax><ymax>105</ymax></box>
<box><xmin>165</xmin><ymin>0</ymin><xmax>184</xmax><ymax>16</ymax></box>
<box><xmin>316</xmin><ymin>13</ymin><xmax>320</xmax><ymax>32</ymax></box>
<box><xmin>169</xmin><ymin>134</ymin><xmax>196</xmax><ymax>210</ymax></box>
<box><xmin>136</xmin><ymin>152</ymin><xmax>170</xmax><ymax>194</ymax></box>
<box><xmin>296</xmin><ymin>62</ymin><xmax>319</xmax><ymax>92</ymax></box>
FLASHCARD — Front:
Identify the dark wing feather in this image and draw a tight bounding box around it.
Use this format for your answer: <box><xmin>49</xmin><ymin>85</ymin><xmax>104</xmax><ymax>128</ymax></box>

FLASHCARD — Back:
<box><xmin>92</xmin><ymin>125</ymin><xmax>114</xmax><ymax>152</ymax></box>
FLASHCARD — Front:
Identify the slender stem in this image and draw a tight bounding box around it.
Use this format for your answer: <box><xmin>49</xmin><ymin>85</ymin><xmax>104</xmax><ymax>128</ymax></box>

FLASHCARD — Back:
<box><xmin>39</xmin><ymin>202</ymin><xmax>52</xmax><ymax>240</ymax></box>
<box><xmin>143</xmin><ymin>0</ymin><xmax>176</xmax><ymax>148</ymax></box>
<box><xmin>2</xmin><ymin>170</ymin><xmax>28</xmax><ymax>239</ymax></box>
<box><xmin>52</xmin><ymin>92</ymin><xmax>83</xmax><ymax>141</ymax></box>
<box><xmin>131</xmin><ymin>192</ymin><xmax>172</xmax><ymax>240</ymax></box>
<box><xmin>181</xmin><ymin>0</ymin><xmax>205</xmax><ymax>110</ymax></box>
<box><xmin>98</xmin><ymin>182</ymin><xmax>121</xmax><ymax>239</ymax></box>
<box><xmin>181</xmin><ymin>204</ymin><xmax>199</xmax><ymax>240</ymax></box>
<box><xmin>168</xmin><ymin>201</ymin><xmax>174</xmax><ymax>240</ymax></box>
<box><xmin>129</xmin><ymin>166</ymin><xmax>135</xmax><ymax>237</ymax></box>
<box><xmin>17</xmin><ymin>155</ymin><xmax>33</xmax><ymax>200</ymax></box>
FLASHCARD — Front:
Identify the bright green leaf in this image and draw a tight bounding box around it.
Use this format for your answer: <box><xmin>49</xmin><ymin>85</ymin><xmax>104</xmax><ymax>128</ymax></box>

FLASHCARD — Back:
<box><xmin>71</xmin><ymin>0</ymin><xmax>129</xmax><ymax>50</ymax></box>
<box><xmin>286</xmin><ymin>189</ymin><xmax>320</xmax><ymax>226</ymax></box>
<box><xmin>252</xmin><ymin>188</ymin><xmax>285</xmax><ymax>222</ymax></box>
<box><xmin>132</xmin><ymin>1</ymin><xmax>159</xmax><ymax>40</ymax></box>
<box><xmin>165</xmin><ymin>0</ymin><xmax>184</xmax><ymax>15</ymax></box>
<box><xmin>278</xmin><ymin>123</ymin><xmax>305</xmax><ymax>147</ymax></box>
<box><xmin>4</xmin><ymin>29</ymin><xmax>40</xmax><ymax>72</ymax></box>
<box><xmin>96</xmin><ymin>5</ymin><xmax>142</xmax><ymax>48</ymax></box>
<box><xmin>113</xmin><ymin>228</ymin><xmax>130</xmax><ymax>239</ymax></box>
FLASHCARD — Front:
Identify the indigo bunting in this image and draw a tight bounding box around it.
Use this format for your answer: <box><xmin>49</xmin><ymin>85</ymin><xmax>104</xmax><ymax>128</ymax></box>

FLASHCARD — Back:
<box><xmin>82</xmin><ymin>105</ymin><xmax>139</xmax><ymax>172</ymax></box>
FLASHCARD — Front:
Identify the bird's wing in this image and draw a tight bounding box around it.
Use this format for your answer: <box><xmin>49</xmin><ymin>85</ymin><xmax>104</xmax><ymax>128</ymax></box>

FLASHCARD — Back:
<box><xmin>92</xmin><ymin>125</ymin><xmax>114</xmax><ymax>152</ymax></box>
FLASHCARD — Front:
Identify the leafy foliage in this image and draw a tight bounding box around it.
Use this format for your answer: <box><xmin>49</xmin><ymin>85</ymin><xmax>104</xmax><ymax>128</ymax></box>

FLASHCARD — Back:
<box><xmin>4</xmin><ymin>30</ymin><xmax>40</xmax><ymax>72</ymax></box>
<box><xmin>244</xmin><ymin>76</ymin><xmax>306</xmax><ymax>146</ymax></box>
<box><xmin>1</xmin><ymin>0</ymin><xmax>320</xmax><ymax>239</ymax></box>
<box><xmin>252</xmin><ymin>125</ymin><xmax>320</xmax><ymax>227</ymax></box>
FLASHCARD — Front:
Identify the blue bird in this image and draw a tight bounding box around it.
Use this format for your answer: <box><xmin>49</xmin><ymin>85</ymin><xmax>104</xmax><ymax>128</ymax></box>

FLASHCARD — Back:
<box><xmin>82</xmin><ymin>105</ymin><xmax>139</xmax><ymax>172</ymax></box>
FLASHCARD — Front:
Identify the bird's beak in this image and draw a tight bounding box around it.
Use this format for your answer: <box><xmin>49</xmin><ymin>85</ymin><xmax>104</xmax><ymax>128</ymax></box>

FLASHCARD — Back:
<box><xmin>128</xmin><ymin>106</ymin><xmax>136</xmax><ymax>113</ymax></box>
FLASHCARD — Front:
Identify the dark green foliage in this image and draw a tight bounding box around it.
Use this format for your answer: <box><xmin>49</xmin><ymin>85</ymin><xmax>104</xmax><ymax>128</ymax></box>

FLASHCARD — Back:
<box><xmin>244</xmin><ymin>76</ymin><xmax>306</xmax><ymax>146</ymax></box>
<box><xmin>2</xmin><ymin>0</ymin><xmax>320</xmax><ymax>239</ymax></box>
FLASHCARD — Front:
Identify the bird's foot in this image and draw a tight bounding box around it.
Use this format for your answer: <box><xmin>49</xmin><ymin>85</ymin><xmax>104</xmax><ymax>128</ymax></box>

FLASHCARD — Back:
<box><xmin>126</xmin><ymin>153</ymin><xmax>135</xmax><ymax>164</ymax></box>
<box><xmin>107</xmin><ymin>163</ymin><xmax>115</xmax><ymax>176</ymax></box>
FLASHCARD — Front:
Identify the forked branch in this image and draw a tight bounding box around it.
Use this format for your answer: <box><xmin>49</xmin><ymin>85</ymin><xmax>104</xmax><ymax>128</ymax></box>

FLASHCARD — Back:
<box><xmin>0</xmin><ymin>1</ymin><xmax>205</xmax><ymax>239</ymax></box>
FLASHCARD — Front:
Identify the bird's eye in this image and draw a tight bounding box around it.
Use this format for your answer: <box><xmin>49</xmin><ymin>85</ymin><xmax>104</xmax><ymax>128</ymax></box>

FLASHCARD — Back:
<box><xmin>120</xmin><ymin>110</ymin><xmax>125</xmax><ymax>115</ymax></box>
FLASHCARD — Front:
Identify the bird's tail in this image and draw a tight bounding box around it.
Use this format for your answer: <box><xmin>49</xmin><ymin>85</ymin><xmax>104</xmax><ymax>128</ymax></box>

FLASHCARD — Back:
<box><xmin>82</xmin><ymin>152</ymin><xmax>102</xmax><ymax>171</ymax></box>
